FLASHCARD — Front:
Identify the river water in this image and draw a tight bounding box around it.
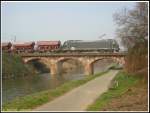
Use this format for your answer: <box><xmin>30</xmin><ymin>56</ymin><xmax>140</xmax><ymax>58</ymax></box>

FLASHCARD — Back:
<box><xmin>2</xmin><ymin>59</ymin><xmax>115</xmax><ymax>104</ymax></box>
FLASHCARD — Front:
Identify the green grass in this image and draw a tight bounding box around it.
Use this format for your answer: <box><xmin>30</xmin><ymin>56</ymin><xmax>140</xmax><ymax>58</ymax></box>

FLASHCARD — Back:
<box><xmin>87</xmin><ymin>71</ymin><xmax>140</xmax><ymax>111</ymax></box>
<box><xmin>2</xmin><ymin>70</ymin><xmax>108</xmax><ymax>111</ymax></box>
<box><xmin>107</xmin><ymin>63</ymin><xmax>123</xmax><ymax>70</ymax></box>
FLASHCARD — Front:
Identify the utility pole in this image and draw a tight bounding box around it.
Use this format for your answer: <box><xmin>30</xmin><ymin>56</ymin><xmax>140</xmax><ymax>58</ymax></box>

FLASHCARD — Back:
<box><xmin>14</xmin><ymin>35</ymin><xmax>16</xmax><ymax>42</ymax></box>
<box><xmin>11</xmin><ymin>35</ymin><xmax>16</xmax><ymax>43</ymax></box>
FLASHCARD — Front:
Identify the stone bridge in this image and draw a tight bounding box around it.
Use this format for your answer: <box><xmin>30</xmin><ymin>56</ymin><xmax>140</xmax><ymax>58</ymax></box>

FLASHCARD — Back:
<box><xmin>20</xmin><ymin>53</ymin><xmax>126</xmax><ymax>75</ymax></box>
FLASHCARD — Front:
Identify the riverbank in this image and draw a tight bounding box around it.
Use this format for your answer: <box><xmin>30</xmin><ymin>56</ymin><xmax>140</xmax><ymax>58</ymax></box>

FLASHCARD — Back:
<box><xmin>2</xmin><ymin>70</ymin><xmax>109</xmax><ymax>111</ymax></box>
<box><xmin>87</xmin><ymin>71</ymin><xmax>148</xmax><ymax>111</ymax></box>
<box><xmin>2</xmin><ymin>52</ymin><xmax>36</xmax><ymax>79</ymax></box>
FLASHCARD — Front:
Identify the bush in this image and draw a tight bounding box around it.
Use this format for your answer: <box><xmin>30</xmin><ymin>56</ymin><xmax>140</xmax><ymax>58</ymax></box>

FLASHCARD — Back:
<box><xmin>124</xmin><ymin>41</ymin><xmax>148</xmax><ymax>80</ymax></box>
<box><xmin>2</xmin><ymin>52</ymin><xmax>35</xmax><ymax>79</ymax></box>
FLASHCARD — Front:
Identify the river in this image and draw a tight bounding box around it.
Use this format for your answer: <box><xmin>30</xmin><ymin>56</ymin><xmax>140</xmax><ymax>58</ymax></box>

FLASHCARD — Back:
<box><xmin>2</xmin><ymin>59</ymin><xmax>115</xmax><ymax>105</ymax></box>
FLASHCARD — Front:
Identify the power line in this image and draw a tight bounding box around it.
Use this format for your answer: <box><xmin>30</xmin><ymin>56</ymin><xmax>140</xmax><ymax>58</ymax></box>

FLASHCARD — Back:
<box><xmin>98</xmin><ymin>34</ymin><xmax>106</xmax><ymax>39</ymax></box>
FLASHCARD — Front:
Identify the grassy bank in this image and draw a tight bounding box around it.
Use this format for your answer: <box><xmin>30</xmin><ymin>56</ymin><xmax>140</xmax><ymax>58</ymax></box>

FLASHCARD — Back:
<box><xmin>2</xmin><ymin>70</ymin><xmax>108</xmax><ymax>111</ymax></box>
<box><xmin>2</xmin><ymin>52</ymin><xmax>35</xmax><ymax>79</ymax></box>
<box><xmin>87</xmin><ymin>71</ymin><xmax>141</xmax><ymax>111</ymax></box>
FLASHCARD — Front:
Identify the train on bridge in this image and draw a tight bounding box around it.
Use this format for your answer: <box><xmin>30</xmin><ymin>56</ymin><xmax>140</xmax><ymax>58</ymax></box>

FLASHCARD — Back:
<box><xmin>1</xmin><ymin>39</ymin><xmax>120</xmax><ymax>53</ymax></box>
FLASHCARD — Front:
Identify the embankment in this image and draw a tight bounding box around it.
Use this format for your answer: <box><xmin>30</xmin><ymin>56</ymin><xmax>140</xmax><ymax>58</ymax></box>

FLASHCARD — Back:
<box><xmin>2</xmin><ymin>52</ymin><xmax>36</xmax><ymax>79</ymax></box>
<box><xmin>87</xmin><ymin>71</ymin><xmax>148</xmax><ymax>111</ymax></box>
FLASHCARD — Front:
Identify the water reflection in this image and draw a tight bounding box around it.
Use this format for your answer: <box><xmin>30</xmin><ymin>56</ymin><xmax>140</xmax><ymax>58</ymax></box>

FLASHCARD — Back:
<box><xmin>2</xmin><ymin>71</ymin><xmax>85</xmax><ymax>104</ymax></box>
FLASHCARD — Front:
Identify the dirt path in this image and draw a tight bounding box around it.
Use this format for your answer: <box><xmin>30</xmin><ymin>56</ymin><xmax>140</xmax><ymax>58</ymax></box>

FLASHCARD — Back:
<box><xmin>33</xmin><ymin>70</ymin><xmax>119</xmax><ymax>111</ymax></box>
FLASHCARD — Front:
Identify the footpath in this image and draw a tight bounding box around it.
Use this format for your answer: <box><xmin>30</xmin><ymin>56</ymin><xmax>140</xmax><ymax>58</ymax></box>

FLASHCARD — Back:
<box><xmin>33</xmin><ymin>70</ymin><xmax>119</xmax><ymax>111</ymax></box>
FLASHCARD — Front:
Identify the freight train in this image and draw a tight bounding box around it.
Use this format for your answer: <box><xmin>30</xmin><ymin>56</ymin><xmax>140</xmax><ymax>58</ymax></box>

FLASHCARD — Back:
<box><xmin>1</xmin><ymin>39</ymin><xmax>120</xmax><ymax>53</ymax></box>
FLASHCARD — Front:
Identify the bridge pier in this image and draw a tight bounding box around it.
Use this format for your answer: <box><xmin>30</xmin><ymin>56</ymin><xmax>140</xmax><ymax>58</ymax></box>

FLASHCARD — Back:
<box><xmin>50</xmin><ymin>63</ymin><xmax>59</xmax><ymax>75</ymax></box>
<box><xmin>84</xmin><ymin>64</ymin><xmax>93</xmax><ymax>75</ymax></box>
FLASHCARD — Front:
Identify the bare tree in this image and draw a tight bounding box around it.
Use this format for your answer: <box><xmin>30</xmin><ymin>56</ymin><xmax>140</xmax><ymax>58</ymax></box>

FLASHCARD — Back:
<box><xmin>113</xmin><ymin>2</ymin><xmax>148</xmax><ymax>48</ymax></box>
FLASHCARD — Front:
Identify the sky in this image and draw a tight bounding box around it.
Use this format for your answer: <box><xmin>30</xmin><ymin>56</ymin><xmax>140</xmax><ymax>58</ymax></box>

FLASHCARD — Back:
<box><xmin>1</xmin><ymin>1</ymin><xmax>136</xmax><ymax>44</ymax></box>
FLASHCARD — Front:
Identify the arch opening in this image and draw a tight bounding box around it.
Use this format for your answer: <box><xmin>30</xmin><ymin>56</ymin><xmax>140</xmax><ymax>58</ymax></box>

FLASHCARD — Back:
<box><xmin>91</xmin><ymin>58</ymin><xmax>120</xmax><ymax>74</ymax></box>
<box><xmin>57</xmin><ymin>58</ymin><xmax>84</xmax><ymax>74</ymax></box>
<box><xmin>26</xmin><ymin>58</ymin><xmax>50</xmax><ymax>74</ymax></box>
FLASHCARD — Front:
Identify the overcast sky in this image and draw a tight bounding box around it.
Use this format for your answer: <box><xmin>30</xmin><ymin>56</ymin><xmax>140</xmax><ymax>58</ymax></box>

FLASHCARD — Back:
<box><xmin>1</xmin><ymin>1</ymin><xmax>136</xmax><ymax>44</ymax></box>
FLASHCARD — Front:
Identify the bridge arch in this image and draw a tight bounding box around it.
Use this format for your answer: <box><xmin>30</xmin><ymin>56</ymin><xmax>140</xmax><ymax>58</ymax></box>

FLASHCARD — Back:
<box><xmin>24</xmin><ymin>57</ymin><xmax>51</xmax><ymax>73</ymax></box>
<box><xmin>88</xmin><ymin>57</ymin><xmax>122</xmax><ymax>75</ymax></box>
<box><xmin>90</xmin><ymin>57</ymin><xmax>124</xmax><ymax>66</ymax></box>
<box><xmin>57</xmin><ymin>57</ymin><xmax>82</xmax><ymax>63</ymax></box>
<box><xmin>23</xmin><ymin>57</ymin><xmax>41</xmax><ymax>63</ymax></box>
<box><xmin>56</xmin><ymin>57</ymin><xmax>84</xmax><ymax>74</ymax></box>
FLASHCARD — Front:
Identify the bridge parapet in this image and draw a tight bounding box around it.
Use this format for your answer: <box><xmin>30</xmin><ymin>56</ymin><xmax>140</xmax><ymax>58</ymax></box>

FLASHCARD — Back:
<box><xmin>20</xmin><ymin>52</ymin><xmax>126</xmax><ymax>57</ymax></box>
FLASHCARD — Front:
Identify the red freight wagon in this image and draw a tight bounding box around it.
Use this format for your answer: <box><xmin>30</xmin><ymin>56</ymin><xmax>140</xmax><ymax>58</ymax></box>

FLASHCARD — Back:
<box><xmin>13</xmin><ymin>42</ymin><xmax>35</xmax><ymax>53</ymax></box>
<box><xmin>36</xmin><ymin>41</ymin><xmax>61</xmax><ymax>52</ymax></box>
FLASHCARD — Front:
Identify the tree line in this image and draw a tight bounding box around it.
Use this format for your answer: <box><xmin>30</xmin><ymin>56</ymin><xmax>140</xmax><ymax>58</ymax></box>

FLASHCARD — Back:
<box><xmin>113</xmin><ymin>2</ymin><xmax>148</xmax><ymax>81</ymax></box>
